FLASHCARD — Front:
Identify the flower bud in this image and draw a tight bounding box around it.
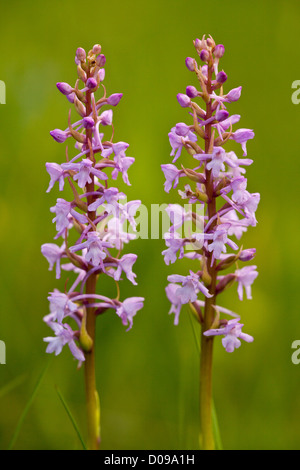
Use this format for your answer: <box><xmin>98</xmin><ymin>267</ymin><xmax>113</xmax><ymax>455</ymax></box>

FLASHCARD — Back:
<box><xmin>56</xmin><ymin>82</ymin><xmax>73</xmax><ymax>95</ymax></box>
<box><xmin>77</xmin><ymin>64</ymin><xmax>87</xmax><ymax>82</ymax></box>
<box><xmin>107</xmin><ymin>93</ymin><xmax>123</xmax><ymax>106</ymax></box>
<box><xmin>66</xmin><ymin>92</ymin><xmax>75</xmax><ymax>104</ymax></box>
<box><xmin>86</xmin><ymin>77</ymin><xmax>98</xmax><ymax>89</ymax></box>
<box><xmin>216</xmin><ymin>273</ymin><xmax>236</xmax><ymax>294</ymax></box>
<box><xmin>239</xmin><ymin>248</ymin><xmax>256</xmax><ymax>262</ymax></box>
<box><xmin>181</xmin><ymin>166</ymin><xmax>206</xmax><ymax>184</ymax></box>
<box><xmin>74</xmin><ymin>96</ymin><xmax>86</xmax><ymax>117</ymax></box>
<box><xmin>96</xmin><ymin>54</ymin><xmax>106</xmax><ymax>67</ymax></box>
<box><xmin>175</xmin><ymin>122</ymin><xmax>190</xmax><ymax>136</ymax></box>
<box><xmin>214</xmin><ymin>44</ymin><xmax>225</xmax><ymax>58</ymax></box>
<box><xmin>76</xmin><ymin>47</ymin><xmax>86</xmax><ymax>63</ymax></box>
<box><xmin>215</xmin><ymin>110</ymin><xmax>229</xmax><ymax>122</ymax></box>
<box><xmin>199</xmin><ymin>49</ymin><xmax>210</xmax><ymax>62</ymax></box>
<box><xmin>83</xmin><ymin>117</ymin><xmax>95</xmax><ymax>129</ymax></box>
<box><xmin>206</xmin><ymin>36</ymin><xmax>215</xmax><ymax>48</ymax></box>
<box><xmin>177</xmin><ymin>93</ymin><xmax>191</xmax><ymax>108</ymax></box>
<box><xmin>97</xmin><ymin>68</ymin><xmax>105</xmax><ymax>83</ymax></box>
<box><xmin>99</xmin><ymin>110</ymin><xmax>113</xmax><ymax>126</ymax></box>
<box><xmin>50</xmin><ymin>129</ymin><xmax>69</xmax><ymax>143</ymax></box>
<box><xmin>186</xmin><ymin>85</ymin><xmax>198</xmax><ymax>98</ymax></box>
<box><xmin>92</xmin><ymin>44</ymin><xmax>102</xmax><ymax>55</ymax></box>
<box><xmin>216</xmin><ymin>71</ymin><xmax>227</xmax><ymax>84</ymax></box>
<box><xmin>226</xmin><ymin>86</ymin><xmax>242</xmax><ymax>102</ymax></box>
<box><xmin>185</xmin><ymin>57</ymin><xmax>196</xmax><ymax>72</ymax></box>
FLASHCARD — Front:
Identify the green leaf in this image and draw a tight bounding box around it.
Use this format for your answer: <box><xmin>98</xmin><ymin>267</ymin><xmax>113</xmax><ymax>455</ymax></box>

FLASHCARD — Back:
<box><xmin>55</xmin><ymin>386</ymin><xmax>87</xmax><ymax>450</ymax></box>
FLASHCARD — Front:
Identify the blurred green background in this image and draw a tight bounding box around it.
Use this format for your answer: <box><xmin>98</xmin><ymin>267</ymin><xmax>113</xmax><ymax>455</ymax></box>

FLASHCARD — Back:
<box><xmin>0</xmin><ymin>0</ymin><xmax>300</xmax><ymax>450</ymax></box>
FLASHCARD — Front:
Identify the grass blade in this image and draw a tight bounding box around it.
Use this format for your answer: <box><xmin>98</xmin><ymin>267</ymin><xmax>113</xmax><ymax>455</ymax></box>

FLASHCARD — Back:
<box><xmin>8</xmin><ymin>360</ymin><xmax>50</xmax><ymax>450</ymax></box>
<box><xmin>212</xmin><ymin>400</ymin><xmax>223</xmax><ymax>450</ymax></box>
<box><xmin>0</xmin><ymin>374</ymin><xmax>27</xmax><ymax>400</ymax></box>
<box><xmin>55</xmin><ymin>386</ymin><xmax>87</xmax><ymax>450</ymax></box>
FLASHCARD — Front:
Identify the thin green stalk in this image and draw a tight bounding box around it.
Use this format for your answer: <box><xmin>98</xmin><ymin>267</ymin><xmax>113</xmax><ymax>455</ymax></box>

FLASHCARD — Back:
<box><xmin>83</xmin><ymin>85</ymin><xmax>100</xmax><ymax>451</ymax></box>
<box><xmin>199</xmin><ymin>58</ymin><xmax>217</xmax><ymax>450</ymax></box>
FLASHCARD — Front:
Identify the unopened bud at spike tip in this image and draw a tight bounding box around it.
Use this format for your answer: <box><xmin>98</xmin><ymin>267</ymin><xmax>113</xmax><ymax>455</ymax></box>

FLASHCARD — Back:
<box><xmin>76</xmin><ymin>47</ymin><xmax>86</xmax><ymax>63</ymax></box>
<box><xmin>199</xmin><ymin>49</ymin><xmax>210</xmax><ymax>62</ymax></box>
<box><xmin>216</xmin><ymin>70</ymin><xmax>228</xmax><ymax>84</ymax></box>
<box><xmin>92</xmin><ymin>44</ymin><xmax>102</xmax><ymax>55</ymax></box>
<box><xmin>214</xmin><ymin>44</ymin><xmax>225</xmax><ymax>58</ymax></box>
<box><xmin>96</xmin><ymin>54</ymin><xmax>106</xmax><ymax>67</ymax></box>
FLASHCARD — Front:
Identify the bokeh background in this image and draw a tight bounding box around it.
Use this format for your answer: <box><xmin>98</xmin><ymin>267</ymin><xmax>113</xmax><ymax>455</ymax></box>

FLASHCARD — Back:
<box><xmin>0</xmin><ymin>0</ymin><xmax>299</xmax><ymax>450</ymax></box>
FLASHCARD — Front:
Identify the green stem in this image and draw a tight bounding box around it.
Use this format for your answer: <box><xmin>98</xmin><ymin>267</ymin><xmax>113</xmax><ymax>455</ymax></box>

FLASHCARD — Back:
<box><xmin>199</xmin><ymin>57</ymin><xmax>217</xmax><ymax>450</ymax></box>
<box><xmin>83</xmin><ymin>84</ymin><xmax>100</xmax><ymax>451</ymax></box>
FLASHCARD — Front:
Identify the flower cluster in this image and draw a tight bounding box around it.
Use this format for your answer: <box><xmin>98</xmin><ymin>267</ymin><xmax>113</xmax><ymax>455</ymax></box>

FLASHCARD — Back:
<box><xmin>42</xmin><ymin>44</ymin><xmax>144</xmax><ymax>362</ymax></box>
<box><xmin>162</xmin><ymin>35</ymin><xmax>259</xmax><ymax>352</ymax></box>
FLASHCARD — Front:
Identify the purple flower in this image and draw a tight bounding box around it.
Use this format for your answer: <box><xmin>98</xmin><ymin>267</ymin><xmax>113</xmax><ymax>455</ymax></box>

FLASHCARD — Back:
<box><xmin>230</xmin><ymin>128</ymin><xmax>254</xmax><ymax>156</ymax></box>
<box><xmin>161</xmin><ymin>164</ymin><xmax>182</xmax><ymax>193</ymax></box>
<box><xmin>88</xmin><ymin>187</ymin><xmax>125</xmax><ymax>212</ymax></box>
<box><xmin>206</xmin><ymin>147</ymin><xmax>226</xmax><ymax>177</ymax></box>
<box><xmin>162</xmin><ymin>233</ymin><xmax>186</xmax><ymax>265</ymax></box>
<box><xmin>50</xmin><ymin>199</ymin><xmax>72</xmax><ymax>233</ymax></box>
<box><xmin>62</xmin><ymin>159</ymin><xmax>108</xmax><ymax>188</ymax></box>
<box><xmin>113</xmin><ymin>254</ymin><xmax>138</xmax><ymax>285</ymax></box>
<box><xmin>231</xmin><ymin>177</ymin><xmax>248</xmax><ymax>204</ymax></box>
<box><xmin>168</xmin><ymin>127</ymin><xmax>197</xmax><ymax>163</ymax></box>
<box><xmin>242</xmin><ymin>192</ymin><xmax>260</xmax><ymax>225</ymax></box>
<box><xmin>104</xmin><ymin>217</ymin><xmax>136</xmax><ymax>249</ymax></box>
<box><xmin>203</xmin><ymin>318</ymin><xmax>253</xmax><ymax>352</ymax></box>
<box><xmin>99</xmin><ymin>109</ymin><xmax>113</xmax><ymax>126</ymax></box>
<box><xmin>50</xmin><ymin>198</ymin><xmax>87</xmax><ymax>233</ymax></box>
<box><xmin>167</xmin><ymin>271</ymin><xmax>213</xmax><ymax>303</ymax></box>
<box><xmin>41</xmin><ymin>242</ymin><xmax>65</xmax><ymax>279</ymax></box>
<box><xmin>221</xmin><ymin>210</ymin><xmax>249</xmax><ymax>240</ymax></box>
<box><xmin>112</xmin><ymin>155</ymin><xmax>135</xmax><ymax>185</ymax></box>
<box><xmin>45</xmin><ymin>163</ymin><xmax>65</xmax><ymax>193</ymax></box>
<box><xmin>206</xmin><ymin>224</ymin><xmax>238</xmax><ymax>263</ymax></box>
<box><xmin>116</xmin><ymin>297</ymin><xmax>144</xmax><ymax>331</ymax></box>
<box><xmin>69</xmin><ymin>231</ymin><xmax>112</xmax><ymax>267</ymax></box>
<box><xmin>44</xmin><ymin>322</ymin><xmax>85</xmax><ymax>362</ymax></box>
<box><xmin>235</xmin><ymin>265</ymin><xmax>258</xmax><ymax>300</ymax></box>
<box><xmin>47</xmin><ymin>291</ymin><xmax>78</xmax><ymax>324</ymax></box>
<box><xmin>165</xmin><ymin>283</ymin><xmax>183</xmax><ymax>325</ymax></box>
